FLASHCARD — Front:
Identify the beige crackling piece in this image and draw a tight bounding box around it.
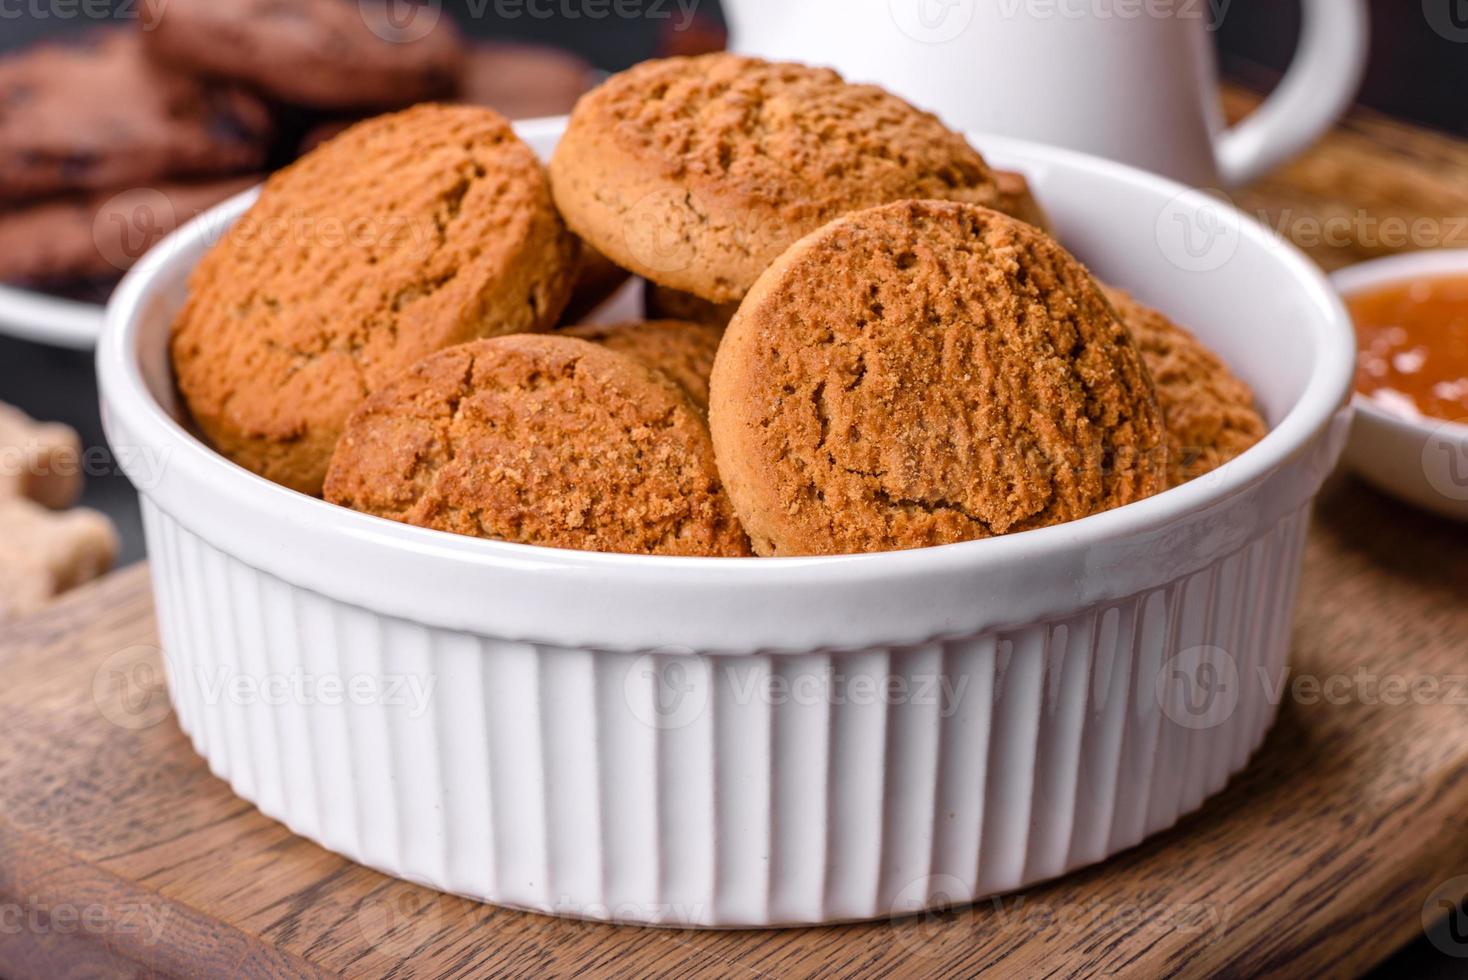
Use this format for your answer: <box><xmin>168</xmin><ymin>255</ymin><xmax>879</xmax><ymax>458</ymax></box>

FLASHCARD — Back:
<box><xmin>562</xmin><ymin>320</ymin><xmax>723</xmax><ymax>414</ymax></box>
<box><xmin>0</xmin><ymin>404</ymin><xmax>83</xmax><ymax>510</ymax></box>
<box><xmin>324</xmin><ymin>334</ymin><xmax>751</xmax><ymax>557</ymax></box>
<box><xmin>170</xmin><ymin>104</ymin><xmax>579</xmax><ymax>497</ymax></box>
<box><xmin>0</xmin><ymin>498</ymin><xmax>117</xmax><ymax>622</ymax></box>
<box><xmin>710</xmin><ymin>201</ymin><xmax>1168</xmax><ymax>556</ymax></box>
<box><xmin>1104</xmin><ymin>286</ymin><xmax>1268</xmax><ymax>487</ymax></box>
<box><xmin>549</xmin><ymin>53</ymin><xmax>1004</xmax><ymax>303</ymax></box>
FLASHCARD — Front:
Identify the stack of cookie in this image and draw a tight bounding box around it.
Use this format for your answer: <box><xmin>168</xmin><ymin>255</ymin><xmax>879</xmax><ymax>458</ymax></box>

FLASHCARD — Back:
<box><xmin>0</xmin><ymin>404</ymin><xmax>117</xmax><ymax>622</ymax></box>
<box><xmin>0</xmin><ymin>30</ymin><xmax>272</xmax><ymax>291</ymax></box>
<box><xmin>0</xmin><ymin>0</ymin><xmax>596</xmax><ymax>293</ymax></box>
<box><xmin>170</xmin><ymin>53</ymin><xmax>1266</xmax><ymax>558</ymax></box>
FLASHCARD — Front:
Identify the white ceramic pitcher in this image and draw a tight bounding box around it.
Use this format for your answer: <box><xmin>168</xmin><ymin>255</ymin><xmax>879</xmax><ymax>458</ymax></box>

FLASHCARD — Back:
<box><xmin>724</xmin><ymin>0</ymin><xmax>1369</xmax><ymax>187</ymax></box>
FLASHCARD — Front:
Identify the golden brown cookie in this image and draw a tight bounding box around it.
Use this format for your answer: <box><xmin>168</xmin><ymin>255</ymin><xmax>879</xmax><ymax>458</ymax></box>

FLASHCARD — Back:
<box><xmin>563</xmin><ymin>320</ymin><xmax>723</xmax><ymax>414</ymax></box>
<box><xmin>645</xmin><ymin>284</ymin><xmax>738</xmax><ymax>330</ymax></box>
<box><xmin>171</xmin><ymin>104</ymin><xmax>578</xmax><ymax>497</ymax></box>
<box><xmin>995</xmin><ymin>170</ymin><xmax>1053</xmax><ymax>233</ymax></box>
<box><xmin>549</xmin><ymin>53</ymin><xmax>1003</xmax><ymax>304</ymax></box>
<box><xmin>710</xmin><ymin>201</ymin><xmax>1168</xmax><ymax>557</ymax></box>
<box><xmin>1104</xmin><ymin>287</ymin><xmax>1267</xmax><ymax>487</ymax></box>
<box><xmin>324</xmin><ymin>335</ymin><xmax>751</xmax><ymax>557</ymax></box>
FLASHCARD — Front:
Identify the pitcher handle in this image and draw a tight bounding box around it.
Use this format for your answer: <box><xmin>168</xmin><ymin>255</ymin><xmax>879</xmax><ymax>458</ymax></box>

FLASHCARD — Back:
<box><xmin>1215</xmin><ymin>0</ymin><xmax>1369</xmax><ymax>186</ymax></box>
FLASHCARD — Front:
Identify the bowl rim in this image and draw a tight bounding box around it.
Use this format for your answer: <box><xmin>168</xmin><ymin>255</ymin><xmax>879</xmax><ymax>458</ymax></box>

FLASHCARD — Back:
<box><xmin>1330</xmin><ymin>248</ymin><xmax>1468</xmax><ymax>443</ymax></box>
<box><xmin>99</xmin><ymin>122</ymin><xmax>1356</xmax><ymax>579</ymax></box>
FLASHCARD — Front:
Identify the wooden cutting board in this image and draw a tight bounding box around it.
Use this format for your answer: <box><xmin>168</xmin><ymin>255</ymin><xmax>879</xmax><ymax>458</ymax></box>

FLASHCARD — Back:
<box><xmin>4</xmin><ymin>91</ymin><xmax>1468</xmax><ymax>979</ymax></box>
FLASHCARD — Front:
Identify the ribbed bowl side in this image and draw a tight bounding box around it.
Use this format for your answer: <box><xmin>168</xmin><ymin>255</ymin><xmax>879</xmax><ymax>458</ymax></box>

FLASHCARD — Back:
<box><xmin>142</xmin><ymin>498</ymin><xmax>1308</xmax><ymax>928</ymax></box>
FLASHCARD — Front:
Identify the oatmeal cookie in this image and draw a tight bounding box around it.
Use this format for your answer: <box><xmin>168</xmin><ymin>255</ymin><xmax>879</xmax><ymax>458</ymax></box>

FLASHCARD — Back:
<box><xmin>710</xmin><ymin>201</ymin><xmax>1167</xmax><ymax>556</ymax></box>
<box><xmin>1104</xmin><ymin>286</ymin><xmax>1267</xmax><ymax>486</ymax></box>
<box><xmin>171</xmin><ymin>105</ymin><xmax>578</xmax><ymax>496</ymax></box>
<box><xmin>325</xmin><ymin>334</ymin><xmax>750</xmax><ymax>556</ymax></box>
<box><xmin>563</xmin><ymin>320</ymin><xmax>723</xmax><ymax>413</ymax></box>
<box><xmin>549</xmin><ymin>53</ymin><xmax>1003</xmax><ymax>303</ymax></box>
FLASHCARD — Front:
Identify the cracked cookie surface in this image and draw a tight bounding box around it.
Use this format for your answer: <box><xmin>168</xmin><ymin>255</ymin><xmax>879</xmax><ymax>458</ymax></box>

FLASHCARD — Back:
<box><xmin>709</xmin><ymin>201</ymin><xmax>1168</xmax><ymax>557</ymax></box>
<box><xmin>1104</xmin><ymin>286</ymin><xmax>1267</xmax><ymax>487</ymax></box>
<box><xmin>171</xmin><ymin>104</ymin><xmax>578</xmax><ymax>496</ymax></box>
<box><xmin>548</xmin><ymin>53</ymin><xmax>1003</xmax><ymax>304</ymax></box>
<box><xmin>562</xmin><ymin>319</ymin><xmax>723</xmax><ymax>414</ymax></box>
<box><xmin>324</xmin><ymin>334</ymin><xmax>752</xmax><ymax>557</ymax></box>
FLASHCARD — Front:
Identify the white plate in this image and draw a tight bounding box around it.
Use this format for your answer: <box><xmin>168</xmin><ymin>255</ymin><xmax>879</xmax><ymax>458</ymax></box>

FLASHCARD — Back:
<box><xmin>0</xmin><ymin>283</ymin><xmax>106</xmax><ymax>350</ymax></box>
<box><xmin>1331</xmin><ymin>250</ymin><xmax>1468</xmax><ymax>521</ymax></box>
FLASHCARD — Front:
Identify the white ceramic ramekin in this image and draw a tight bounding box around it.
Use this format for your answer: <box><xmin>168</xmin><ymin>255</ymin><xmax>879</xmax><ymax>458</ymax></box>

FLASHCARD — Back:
<box><xmin>1332</xmin><ymin>250</ymin><xmax>1468</xmax><ymax>522</ymax></box>
<box><xmin>97</xmin><ymin>120</ymin><xmax>1355</xmax><ymax>928</ymax></box>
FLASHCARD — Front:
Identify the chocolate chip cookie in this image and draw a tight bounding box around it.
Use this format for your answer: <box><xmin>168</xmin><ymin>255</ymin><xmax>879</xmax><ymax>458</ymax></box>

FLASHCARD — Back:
<box><xmin>140</xmin><ymin>0</ymin><xmax>465</xmax><ymax>110</ymax></box>
<box><xmin>0</xmin><ymin>176</ymin><xmax>258</xmax><ymax>285</ymax></box>
<box><xmin>0</xmin><ymin>31</ymin><xmax>271</xmax><ymax>203</ymax></box>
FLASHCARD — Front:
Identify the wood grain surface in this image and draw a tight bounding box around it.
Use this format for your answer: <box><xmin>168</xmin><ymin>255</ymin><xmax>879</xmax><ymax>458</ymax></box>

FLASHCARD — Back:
<box><xmin>4</xmin><ymin>90</ymin><xmax>1468</xmax><ymax>979</ymax></box>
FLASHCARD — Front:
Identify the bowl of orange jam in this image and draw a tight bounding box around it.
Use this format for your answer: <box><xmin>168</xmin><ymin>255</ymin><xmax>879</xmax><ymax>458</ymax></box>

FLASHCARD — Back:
<box><xmin>1334</xmin><ymin>250</ymin><xmax>1468</xmax><ymax>520</ymax></box>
